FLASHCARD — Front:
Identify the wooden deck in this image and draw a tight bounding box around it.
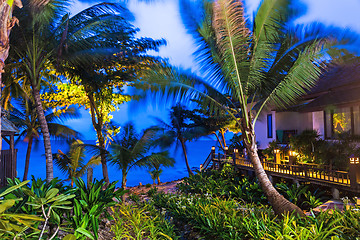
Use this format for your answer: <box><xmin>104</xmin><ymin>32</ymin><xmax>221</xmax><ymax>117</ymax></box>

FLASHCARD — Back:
<box><xmin>205</xmin><ymin>152</ymin><xmax>360</xmax><ymax>194</ymax></box>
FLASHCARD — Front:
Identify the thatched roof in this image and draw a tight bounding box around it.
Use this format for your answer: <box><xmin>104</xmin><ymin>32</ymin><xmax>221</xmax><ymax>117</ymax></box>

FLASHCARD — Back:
<box><xmin>1</xmin><ymin>117</ymin><xmax>19</xmax><ymax>135</ymax></box>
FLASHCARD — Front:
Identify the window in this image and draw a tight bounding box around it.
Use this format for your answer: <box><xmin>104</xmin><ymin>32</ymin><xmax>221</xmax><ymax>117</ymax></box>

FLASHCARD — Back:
<box><xmin>325</xmin><ymin>106</ymin><xmax>360</xmax><ymax>138</ymax></box>
<box><xmin>267</xmin><ymin>114</ymin><xmax>273</xmax><ymax>138</ymax></box>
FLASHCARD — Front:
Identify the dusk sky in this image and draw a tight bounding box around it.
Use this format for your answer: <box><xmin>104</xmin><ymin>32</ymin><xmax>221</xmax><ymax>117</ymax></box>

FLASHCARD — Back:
<box><xmin>66</xmin><ymin>0</ymin><xmax>360</xmax><ymax>140</ymax></box>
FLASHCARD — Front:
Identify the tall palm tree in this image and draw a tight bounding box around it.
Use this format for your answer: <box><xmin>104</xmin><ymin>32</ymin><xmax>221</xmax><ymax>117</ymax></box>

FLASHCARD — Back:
<box><xmin>10</xmin><ymin>99</ymin><xmax>80</xmax><ymax>181</ymax></box>
<box><xmin>0</xmin><ymin>0</ymin><xmax>22</xmax><ymax>157</ymax></box>
<box><xmin>38</xmin><ymin>3</ymin><xmax>166</xmax><ymax>184</ymax></box>
<box><xmin>7</xmin><ymin>0</ymin><xmax>72</xmax><ymax>182</ymax></box>
<box><xmin>154</xmin><ymin>104</ymin><xmax>206</xmax><ymax>176</ymax></box>
<box><xmin>145</xmin><ymin>0</ymin><xmax>350</xmax><ymax>215</ymax></box>
<box><xmin>53</xmin><ymin>140</ymin><xmax>100</xmax><ymax>187</ymax></box>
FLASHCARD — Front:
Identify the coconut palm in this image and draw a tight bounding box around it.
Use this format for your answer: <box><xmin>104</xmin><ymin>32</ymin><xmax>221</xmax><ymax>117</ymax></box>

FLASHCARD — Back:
<box><xmin>10</xmin><ymin>99</ymin><xmax>80</xmax><ymax>181</ymax></box>
<box><xmin>145</xmin><ymin>0</ymin><xmax>351</xmax><ymax>215</ymax></box>
<box><xmin>36</xmin><ymin>2</ymin><xmax>166</xmax><ymax>185</ymax></box>
<box><xmin>154</xmin><ymin>104</ymin><xmax>206</xmax><ymax>176</ymax></box>
<box><xmin>53</xmin><ymin>140</ymin><xmax>100</xmax><ymax>187</ymax></box>
<box><xmin>147</xmin><ymin>151</ymin><xmax>175</xmax><ymax>184</ymax></box>
<box><xmin>110</xmin><ymin>122</ymin><xmax>164</xmax><ymax>189</ymax></box>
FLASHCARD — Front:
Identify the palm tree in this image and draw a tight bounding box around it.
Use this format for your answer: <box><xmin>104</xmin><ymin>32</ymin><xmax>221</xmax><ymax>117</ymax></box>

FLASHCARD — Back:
<box><xmin>146</xmin><ymin>151</ymin><xmax>175</xmax><ymax>184</ymax></box>
<box><xmin>145</xmin><ymin>0</ymin><xmax>350</xmax><ymax>215</ymax></box>
<box><xmin>7</xmin><ymin>0</ymin><xmax>73</xmax><ymax>182</ymax></box>
<box><xmin>10</xmin><ymin>99</ymin><xmax>80</xmax><ymax>181</ymax></box>
<box><xmin>36</xmin><ymin>3</ymin><xmax>166</xmax><ymax>184</ymax></box>
<box><xmin>109</xmin><ymin>122</ymin><xmax>163</xmax><ymax>189</ymax></box>
<box><xmin>154</xmin><ymin>104</ymin><xmax>206</xmax><ymax>176</ymax></box>
<box><xmin>0</xmin><ymin>0</ymin><xmax>22</xmax><ymax>157</ymax></box>
<box><xmin>53</xmin><ymin>140</ymin><xmax>100</xmax><ymax>187</ymax></box>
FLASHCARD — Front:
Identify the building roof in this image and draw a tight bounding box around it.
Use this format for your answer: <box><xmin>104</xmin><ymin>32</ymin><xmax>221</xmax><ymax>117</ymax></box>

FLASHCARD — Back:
<box><xmin>287</xmin><ymin>62</ymin><xmax>360</xmax><ymax>112</ymax></box>
<box><xmin>1</xmin><ymin>117</ymin><xmax>20</xmax><ymax>134</ymax></box>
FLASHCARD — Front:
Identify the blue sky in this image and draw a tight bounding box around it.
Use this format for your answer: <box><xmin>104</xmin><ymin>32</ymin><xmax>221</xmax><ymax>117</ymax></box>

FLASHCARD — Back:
<box><xmin>66</xmin><ymin>0</ymin><xmax>360</xmax><ymax>140</ymax></box>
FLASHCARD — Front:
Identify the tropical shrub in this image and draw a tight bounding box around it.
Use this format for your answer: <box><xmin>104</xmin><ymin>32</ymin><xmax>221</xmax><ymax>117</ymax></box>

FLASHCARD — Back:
<box><xmin>151</xmin><ymin>192</ymin><xmax>360</xmax><ymax>239</ymax></box>
<box><xmin>177</xmin><ymin>166</ymin><xmax>267</xmax><ymax>204</ymax></box>
<box><xmin>68</xmin><ymin>178</ymin><xmax>127</xmax><ymax>239</ymax></box>
<box><xmin>111</xmin><ymin>203</ymin><xmax>178</xmax><ymax>240</ymax></box>
<box><xmin>0</xmin><ymin>181</ymin><xmax>44</xmax><ymax>239</ymax></box>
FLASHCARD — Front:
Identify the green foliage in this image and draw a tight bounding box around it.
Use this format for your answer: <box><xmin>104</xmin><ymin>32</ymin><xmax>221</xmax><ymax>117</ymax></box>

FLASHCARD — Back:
<box><xmin>147</xmin><ymin>187</ymin><xmax>158</xmax><ymax>198</ymax></box>
<box><xmin>289</xmin><ymin>130</ymin><xmax>360</xmax><ymax>170</ymax></box>
<box><xmin>0</xmin><ymin>181</ymin><xmax>44</xmax><ymax>239</ymax></box>
<box><xmin>111</xmin><ymin>204</ymin><xmax>178</xmax><ymax>240</ymax></box>
<box><xmin>70</xmin><ymin>178</ymin><xmax>127</xmax><ymax>239</ymax></box>
<box><xmin>151</xmin><ymin>192</ymin><xmax>360</xmax><ymax>239</ymax></box>
<box><xmin>177</xmin><ymin>166</ymin><xmax>267</xmax><ymax>204</ymax></box>
<box><xmin>53</xmin><ymin>140</ymin><xmax>100</xmax><ymax>186</ymax></box>
<box><xmin>110</xmin><ymin>122</ymin><xmax>172</xmax><ymax>188</ymax></box>
<box><xmin>276</xmin><ymin>182</ymin><xmax>308</xmax><ymax>205</ymax></box>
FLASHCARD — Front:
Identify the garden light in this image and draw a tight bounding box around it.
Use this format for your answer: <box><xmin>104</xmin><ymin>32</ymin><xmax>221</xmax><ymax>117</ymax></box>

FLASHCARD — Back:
<box><xmin>349</xmin><ymin>156</ymin><xmax>359</xmax><ymax>165</ymax></box>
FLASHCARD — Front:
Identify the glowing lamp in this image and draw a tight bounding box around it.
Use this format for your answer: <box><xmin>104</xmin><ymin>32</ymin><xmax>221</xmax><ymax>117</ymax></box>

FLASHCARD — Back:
<box><xmin>289</xmin><ymin>151</ymin><xmax>298</xmax><ymax>157</ymax></box>
<box><xmin>224</xmin><ymin>147</ymin><xmax>228</xmax><ymax>151</ymax></box>
<box><xmin>211</xmin><ymin>146</ymin><xmax>215</xmax><ymax>151</ymax></box>
<box><xmin>234</xmin><ymin>149</ymin><xmax>238</xmax><ymax>153</ymax></box>
<box><xmin>273</xmin><ymin>149</ymin><xmax>280</xmax><ymax>154</ymax></box>
<box><xmin>350</xmin><ymin>156</ymin><xmax>360</xmax><ymax>165</ymax></box>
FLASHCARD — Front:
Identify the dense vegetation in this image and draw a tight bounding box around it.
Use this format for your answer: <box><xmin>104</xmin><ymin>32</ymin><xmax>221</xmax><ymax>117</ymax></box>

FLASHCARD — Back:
<box><xmin>0</xmin><ymin>166</ymin><xmax>359</xmax><ymax>239</ymax></box>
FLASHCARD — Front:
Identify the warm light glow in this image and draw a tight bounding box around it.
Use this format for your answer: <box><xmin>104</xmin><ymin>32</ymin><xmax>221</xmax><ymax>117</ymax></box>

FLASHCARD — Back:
<box><xmin>211</xmin><ymin>146</ymin><xmax>215</xmax><ymax>151</ymax></box>
<box><xmin>350</xmin><ymin>157</ymin><xmax>359</xmax><ymax>164</ymax></box>
<box><xmin>274</xmin><ymin>149</ymin><xmax>280</xmax><ymax>154</ymax></box>
<box><xmin>289</xmin><ymin>151</ymin><xmax>298</xmax><ymax>156</ymax></box>
<box><xmin>234</xmin><ymin>149</ymin><xmax>238</xmax><ymax>153</ymax></box>
<box><xmin>224</xmin><ymin>147</ymin><xmax>228</xmax><ymax>151</ymax></box>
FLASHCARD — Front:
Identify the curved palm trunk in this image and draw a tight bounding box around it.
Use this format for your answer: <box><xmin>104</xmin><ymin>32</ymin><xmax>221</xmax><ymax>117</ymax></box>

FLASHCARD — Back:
<box><xmin>157</xmin><ymin>176</ymin><xmax>161</xmax><ymax>185</ymax></box>
<box><xmin>180</xmin><ymin>138</ymin><xmax>193</xmax><ymax>176</ymax></box>
<box><xmin>33</xmin><ymin>88</ymin><xmax>54</xmax><ymax>182</ymax></box>
<box><xmin>23</xmin><ymin>136</ymin><xmax>34</xmax><ymax>181</ymax></box>
<box><xmin>244</xmin><ymin>126</ymin><xmax>304</xmax><ymax>216</ymax></box>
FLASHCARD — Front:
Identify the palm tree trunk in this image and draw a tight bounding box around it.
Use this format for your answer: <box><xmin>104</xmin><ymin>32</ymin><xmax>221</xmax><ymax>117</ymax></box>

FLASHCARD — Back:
<box><xmin>244</xmin><ymin>126</ymin><xmax>304</xmax><ymax>216</ymax></box>
<box><xmin>32</xmin><ymin>88</ymin><xmax>54</xmax><ymax>182</ymax></box>
<box><xmin>180</xmin><ymin>138</ymin><xmax>193</xmax><ymax>176</ymax></box>
<box><xmin>122</xmin><ymin>170</ymin><xmax>127</xmax><ymax>189</ymax></box>
<box><xmin>87</xmin><ymin>94</ymin><xmax>110</xmax><ymax>184</ymax></box>
<box><xmin>0</xmin><ymin>0</ymin><xmax>22</xmax><ymax>173</ymax></box>
<box><xmin>23</xmin><ymin>136</ymin><xmax>34</xmax><ymax>181</ymax></box>
<box><xmin>157</xmin><ymin>176</ymin><xmax>161</xmax><ymax>185</ymax></box>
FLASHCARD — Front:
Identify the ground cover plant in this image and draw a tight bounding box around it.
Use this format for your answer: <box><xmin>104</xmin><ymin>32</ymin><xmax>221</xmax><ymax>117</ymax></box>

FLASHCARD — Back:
<box><xmin>111</xmin><ymin>203</ymin><xmax>178</xmax><ymax>240</ymax></box>
<box><xmin>151</xmin><ymin>188</ymin><xmax>360</xmax><ymax>239</ymax></box>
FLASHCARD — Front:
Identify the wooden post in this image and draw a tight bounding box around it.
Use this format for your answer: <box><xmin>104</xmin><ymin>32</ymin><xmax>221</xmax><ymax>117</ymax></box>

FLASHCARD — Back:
<box><xmin>10</xmin><ymin>134</ymin><xmax>15</xmax><ymax>179</ymax></box>
<box><xmin>274</xmin><ymin>149</ymin><xmax>280</xmax><ymax>164</ymax></box>
<box><xmin>224</xmin><ymin>146</ymin><xmax>228</xmax><ymax>162</ymax></box>
<box><xmin>349</xmin><ymin>156</ymin><xmax>360</xmax><ymax>189</ymax></box>
<box><xmin>211</xmin><ymin>146</ymin><xmax>216</xmax><ymax>169</ymax></box>
<box><xmin>233</xmin><ymin>149</ymin><xmax>239</xmax><ymax>166</ymax></box>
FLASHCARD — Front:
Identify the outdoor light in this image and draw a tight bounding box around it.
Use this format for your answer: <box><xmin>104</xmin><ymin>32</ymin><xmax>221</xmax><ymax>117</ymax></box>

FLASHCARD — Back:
<box><xmin>234</xmin><ymin>149</ymin><xmax>238</xmax><ymax>153</ymax></box>
<box><xmin>211</xmin><ymin>146</ymin><xmax>215</xmax><ymax>151</ymax></box>
<box><xmin>289</xmin><ymin>151</ymin><xmax>298</xmax><ymax>157</ymax></box>
<box><xmin>224</xmin><ymin>147</ymin><xmax>228</xmax><ymax>151</ymax></box>
<box><xmin>273</xmin><ymin>149</ymin><xmax>280</xmax><ymax>154</ymax></box>
<box><xmin>349</xmin><ymin>156</ymin><xmax>360</xmax><ymax>165</ymax></box>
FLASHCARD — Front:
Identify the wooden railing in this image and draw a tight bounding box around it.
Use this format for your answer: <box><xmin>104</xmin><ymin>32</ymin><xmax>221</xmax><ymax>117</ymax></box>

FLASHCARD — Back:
<box><xmin>210</xmin><ymin>152</ymin><xmax>352</xmax><ymax>186</ymax></box>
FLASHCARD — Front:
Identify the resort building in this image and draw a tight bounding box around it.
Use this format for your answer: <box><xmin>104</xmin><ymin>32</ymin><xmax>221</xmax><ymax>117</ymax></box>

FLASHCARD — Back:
<box><xmin>256</xmin><ymin>62</ymin><xmax>360</xmax><ymax>149</ymax></box>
